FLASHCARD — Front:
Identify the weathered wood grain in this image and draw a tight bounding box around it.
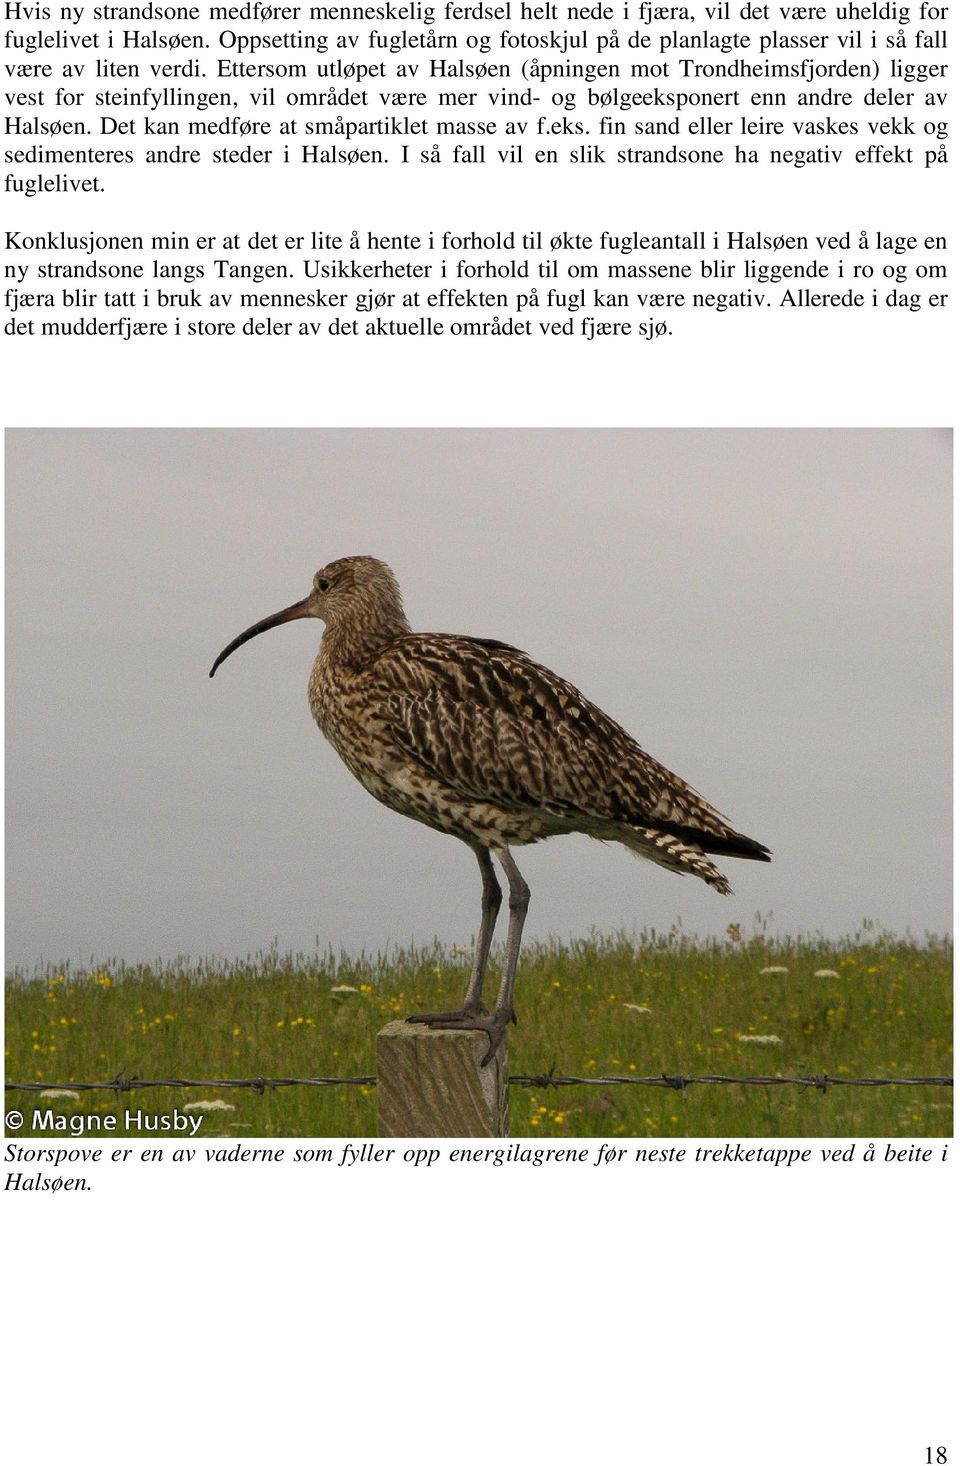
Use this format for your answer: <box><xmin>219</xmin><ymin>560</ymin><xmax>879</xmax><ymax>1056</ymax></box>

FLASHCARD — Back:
<box><xmin>376</xmin><ymin>1020</ymin><xmax>508</xmax><ymax>1137</ymax></box>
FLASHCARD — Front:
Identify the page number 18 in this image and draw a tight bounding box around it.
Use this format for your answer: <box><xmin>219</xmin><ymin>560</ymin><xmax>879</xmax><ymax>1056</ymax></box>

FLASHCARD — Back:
<box><xmin>925</xmin><ymin>1450</ymin><xmax>947</xmax><ymax>1464</ymax></box>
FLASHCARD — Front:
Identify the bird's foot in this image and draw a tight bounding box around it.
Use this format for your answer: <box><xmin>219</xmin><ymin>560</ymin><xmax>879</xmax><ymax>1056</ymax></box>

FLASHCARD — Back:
<box><xmin>407</xmin><ymin>1006</ymin><xmax>516</xmax><ymax>1067</ymax></box>
<box><xmin>407</xmin><ymin>1003</ymin><xmax>488</xmax><ymax>1025</ymax></box>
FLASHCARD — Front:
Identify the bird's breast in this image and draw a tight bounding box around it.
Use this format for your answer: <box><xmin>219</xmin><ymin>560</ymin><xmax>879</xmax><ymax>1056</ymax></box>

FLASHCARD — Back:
<box><xmin>309</xmin><ymin>663</ymin><xmax>357</xmax><ymax>748</ymax></box>
<box><xmin>307</xmin><ymin>659</ymin><xmax>390</xmax><ymax>780</ymax></box>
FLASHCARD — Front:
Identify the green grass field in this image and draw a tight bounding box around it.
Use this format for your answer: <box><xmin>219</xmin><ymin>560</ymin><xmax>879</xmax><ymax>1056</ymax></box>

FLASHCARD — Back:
<box><xmin>5</xmin><ymin>927</ymin><xmax>952</xmax><ymax>1139</ymax></box>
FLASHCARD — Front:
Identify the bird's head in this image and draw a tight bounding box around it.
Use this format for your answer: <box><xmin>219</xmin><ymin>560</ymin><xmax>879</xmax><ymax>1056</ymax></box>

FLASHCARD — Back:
<box><xmin>209</xmin><ymin>556</ymin><xmax>407</xmax><ymax>677</ymax></box>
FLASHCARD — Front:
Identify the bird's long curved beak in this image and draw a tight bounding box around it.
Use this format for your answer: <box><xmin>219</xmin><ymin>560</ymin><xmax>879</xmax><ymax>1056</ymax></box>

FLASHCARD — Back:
<box><xmin>209</xmin><ymin>595</ymin><xmax>315</xmax><ymax>678</ymax></box>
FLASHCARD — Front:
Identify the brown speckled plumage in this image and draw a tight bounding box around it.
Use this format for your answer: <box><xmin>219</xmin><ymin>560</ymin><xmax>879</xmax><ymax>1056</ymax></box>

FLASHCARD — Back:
<box><xmin>211</xmin><ymin>555</ymin><xmax>770</xmax><ymax>1061</ymax></box>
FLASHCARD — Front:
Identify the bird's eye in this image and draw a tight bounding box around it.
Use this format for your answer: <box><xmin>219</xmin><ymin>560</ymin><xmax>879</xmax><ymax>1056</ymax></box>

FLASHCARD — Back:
<box><xmin>316</xmin><ymin>578</ymin><xmax>330</xmax><ymax>592</ymax></box>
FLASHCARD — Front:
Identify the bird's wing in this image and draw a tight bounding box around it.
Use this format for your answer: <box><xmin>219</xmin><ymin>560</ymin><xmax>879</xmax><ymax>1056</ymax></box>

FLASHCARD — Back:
<box><xmin>373</xmin><ymin>635</ymin><xmax>747</xmax><ymax>846</ymax></box>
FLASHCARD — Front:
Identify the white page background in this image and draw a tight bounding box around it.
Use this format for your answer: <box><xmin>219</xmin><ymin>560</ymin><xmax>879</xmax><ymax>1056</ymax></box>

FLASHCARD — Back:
<box><xmin>3</xmin><ymin>18</ymin><xmax>956</xmax><ymax>1462</ymax></box>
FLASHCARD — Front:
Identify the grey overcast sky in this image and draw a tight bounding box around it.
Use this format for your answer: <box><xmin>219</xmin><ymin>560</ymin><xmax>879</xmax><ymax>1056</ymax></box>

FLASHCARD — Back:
<box><xmin>4</xmin><ymin>428</ymin><xmax>951</xmax><ymax>971</ymax></box>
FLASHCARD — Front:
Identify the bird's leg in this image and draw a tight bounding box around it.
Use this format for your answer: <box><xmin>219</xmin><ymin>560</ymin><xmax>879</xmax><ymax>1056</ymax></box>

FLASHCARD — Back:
<box><xmin>462</xmin><ymin>849</ymin><xmax>502</xmax><ymax>1011</ymax></box>
<box><xmin>408</xmin><ymin>849</ymin><xmax>502</xmax><ymax>1026</ymax></box>
<box><xmin>481</xmin><ymin>848</ymin><xmax>530</xmax><ymax>1062</ymax></box>
<box><xmin>411</xmin><ymin>850</ymin><xmax>529</xmax><ymax>1066</ymax></box>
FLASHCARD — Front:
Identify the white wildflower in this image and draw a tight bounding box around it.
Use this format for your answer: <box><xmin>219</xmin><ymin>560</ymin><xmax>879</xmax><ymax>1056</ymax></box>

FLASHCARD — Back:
<box><xmin>737</xmin><ymin>1034</ymin><xmax>783</xmax><ymax>1045</ymax></box>
<box><xmin>813</xmin><ymin>969</ymin><xmax>839</xmax><ymax>978</ymax></box>
<box><xmin>38</xmin><ymin>1088</ymin><xmax>80</xmax><ymax>1101</ymax></box>
<box><xmin>330</xmin><ymin>984</ymin><xmax>360</xmax><ymax>996</ymax></box>
<box><xmin>623</xmin><ymin>1003</ymin><xmax>652</xmax><ymax>1014</ymax></box>
<box><xmin>183</xmin><ymin>1099</ymin><xmax>235</xmax><ymax>1112</ymax></box>
<box><xmin>759</xmin><ymin>965</ymin><xmax>789</xmax><ymax>975</ymax></box>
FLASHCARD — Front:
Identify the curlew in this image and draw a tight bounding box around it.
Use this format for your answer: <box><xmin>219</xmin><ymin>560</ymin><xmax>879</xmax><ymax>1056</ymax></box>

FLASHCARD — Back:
<box><xmin>210</xmin><ymin>556</ymin><xmax>770</xmax><ymax>1063</ymax></box>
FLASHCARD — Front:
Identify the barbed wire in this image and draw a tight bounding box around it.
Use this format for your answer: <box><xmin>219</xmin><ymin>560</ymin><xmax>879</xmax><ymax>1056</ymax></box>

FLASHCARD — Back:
<box><xmin>512</xmin><ymin>1072</ymin><xmax>952</xmax><ymax>1092</ymax></box>
<box><xmin>5</xmin><ymin>1075</ymin><xmax>376</xmax><ymax>1095</ymax></box>
<box><xmin>4</xmin><ymin>1072</ymin><xmax>953</xmax><ymax>1096</ymax></box>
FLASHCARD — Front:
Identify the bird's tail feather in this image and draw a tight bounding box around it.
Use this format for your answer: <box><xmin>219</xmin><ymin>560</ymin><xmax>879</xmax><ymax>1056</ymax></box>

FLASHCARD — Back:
<box><xmin>644</xmin><ymin>820</ymin><xmax>771</xmax><ymax>863</ymax></box>
<box><xmin>623</xmin><ymin>826</ymin><xmax>733</xmax><ymax>894</ymax></box>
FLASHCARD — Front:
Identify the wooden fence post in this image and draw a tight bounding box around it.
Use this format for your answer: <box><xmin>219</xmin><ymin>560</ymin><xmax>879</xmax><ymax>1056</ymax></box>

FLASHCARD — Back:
<box><xmin>376</xmin><ymin>1020</ymin><xmax>509</xmax><ymax>1137</ymax></box>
